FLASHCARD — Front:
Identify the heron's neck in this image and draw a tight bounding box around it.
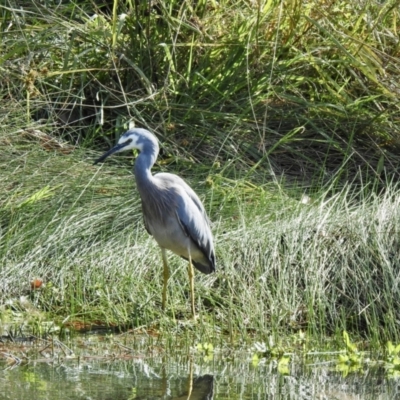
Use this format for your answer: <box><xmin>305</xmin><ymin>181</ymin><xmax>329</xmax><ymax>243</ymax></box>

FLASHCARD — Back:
<box><xmin>134</xmin><ymin>148</ymin><xmax>158</xmax><ymax>194</ymax></box>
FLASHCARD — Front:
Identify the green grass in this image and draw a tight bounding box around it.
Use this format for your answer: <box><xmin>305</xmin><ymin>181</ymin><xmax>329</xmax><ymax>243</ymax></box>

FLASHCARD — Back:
<box><xmin>1</xmin><ymin>133</ymin><xmax>400</xmax><ymax>347</ymax></box>
<box><xmin>1</xmin><ymin>0</ymin><xmax>400</xmax><ymax>183</ymax></box>
<box><xmin>1</xmin><ymin>0</ymin><xmax>400</xmax><ymax>349</ymax></box>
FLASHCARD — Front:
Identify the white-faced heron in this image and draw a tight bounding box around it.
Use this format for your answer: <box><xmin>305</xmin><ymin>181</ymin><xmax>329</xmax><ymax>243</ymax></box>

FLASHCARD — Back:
<box><xmin>94</xmin><ymin>128</ymin><xmax>215</xmax><ymax>318</ymax></box>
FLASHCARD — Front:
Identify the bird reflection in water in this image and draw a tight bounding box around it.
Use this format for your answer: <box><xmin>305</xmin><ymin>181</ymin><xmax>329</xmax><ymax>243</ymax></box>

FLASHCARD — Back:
<box><xmin>134</xmin><ymin>359</ymin><xmax>213</xmax><ymax>399</ymax></box>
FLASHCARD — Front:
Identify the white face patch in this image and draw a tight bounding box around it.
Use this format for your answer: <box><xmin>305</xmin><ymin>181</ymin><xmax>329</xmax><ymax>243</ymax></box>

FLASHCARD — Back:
<box><xmin>118</xmin><ymin>133</ymin><xmax>143</xmax><ymax>152</ymax></box>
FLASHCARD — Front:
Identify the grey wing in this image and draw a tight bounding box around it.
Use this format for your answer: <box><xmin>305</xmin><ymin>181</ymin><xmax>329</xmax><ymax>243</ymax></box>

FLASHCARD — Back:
<box><xmin>175</xmin><ymin>186</ymin><xmax>215</xmax><ymax>273</ymax></box>
<box><xmin>141</xmin><ymin>201</ymin><xmax>152</xmax><ymax>235</ymax></box>
<box><xmin>153</xmin><ymin>172</ymin><xmax>215</xmax><ymax>272</ymax></box>
<box><xmin>173</xmin><ymin>177</ymin><xmax>212</xmax><ymax>227</ymax></box>
<box><xmin>155</xmin><ymin>172</ymin><xmax>211</xmax><ymax>226</ymax></box>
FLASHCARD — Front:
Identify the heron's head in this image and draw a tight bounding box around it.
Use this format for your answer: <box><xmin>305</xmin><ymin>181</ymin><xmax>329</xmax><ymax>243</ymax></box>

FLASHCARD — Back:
<box><xmin>94</xmin><ymin>128</ymin><xmax>158</xmax><ymax>164</ymax></box>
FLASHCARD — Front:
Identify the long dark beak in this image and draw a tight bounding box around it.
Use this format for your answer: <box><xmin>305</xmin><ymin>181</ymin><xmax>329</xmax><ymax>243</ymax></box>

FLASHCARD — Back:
<box><xmin>93</xmin><ymin>141</ymin><xmax>131</xmax><ymax>165</ymax></box>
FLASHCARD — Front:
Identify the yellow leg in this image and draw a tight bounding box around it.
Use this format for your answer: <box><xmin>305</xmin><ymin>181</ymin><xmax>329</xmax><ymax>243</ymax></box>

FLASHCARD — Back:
<box><xmin>161</xmin><ymin>249</ymin><xmax>169</xmax><ymax>311</ymax></box>
<box><xmin>188</xmin><ymin>254</ymin><xmax>196</xmax><ymax>318</ymax></box>
<box><xmin>186</xmin><ymin>358</ymin><xmax>194</xmax><ymax>400</ymax></box>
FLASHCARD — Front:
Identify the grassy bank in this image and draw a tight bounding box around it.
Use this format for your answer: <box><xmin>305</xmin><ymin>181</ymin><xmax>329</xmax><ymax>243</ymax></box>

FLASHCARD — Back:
<box><xmin>1</xmin><ymin>132</ymin><xmax>400</xmax><ymax>347</ymax></box>
<box><xmin>1</xmin><ymin>0</ymin><xmax>400</xmax><ymax>348</ymax></box>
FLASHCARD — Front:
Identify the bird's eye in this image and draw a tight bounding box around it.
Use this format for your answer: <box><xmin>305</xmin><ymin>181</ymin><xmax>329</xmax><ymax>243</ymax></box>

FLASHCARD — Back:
<box><xmin>126</xmin><ymin>138</ymin><xmax>133</xmax><ymax>144</ymax></box>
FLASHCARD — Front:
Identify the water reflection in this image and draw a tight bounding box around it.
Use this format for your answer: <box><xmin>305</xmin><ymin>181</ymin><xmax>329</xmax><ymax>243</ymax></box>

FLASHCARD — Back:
<box><xmin>136</xmin><ymin>360</ymin><xmax>214</xmax><ymax>400</ymax></box>
<box><xmin>189</xmin><ymin>375</ymin><xmax>214</xmax><ymax>400</ymax></box>
<box><xmin>1</xmin><ymin>345</ymin><xmax>399</xmax><ymax>399</ymax></box>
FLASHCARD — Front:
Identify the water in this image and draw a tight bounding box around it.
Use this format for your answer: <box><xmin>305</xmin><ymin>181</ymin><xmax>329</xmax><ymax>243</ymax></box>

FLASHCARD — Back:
<box><xmin>1</xmin><ymin>336</ymin><xmax>399</xmax><ymax>399</ymax></box>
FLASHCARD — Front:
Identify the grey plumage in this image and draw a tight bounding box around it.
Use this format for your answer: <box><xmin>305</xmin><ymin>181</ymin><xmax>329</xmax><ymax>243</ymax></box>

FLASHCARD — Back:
<box><xmin>94</xmin><ymin>128</ymin><xmax>215</xmax><ymax>317</ymax></box>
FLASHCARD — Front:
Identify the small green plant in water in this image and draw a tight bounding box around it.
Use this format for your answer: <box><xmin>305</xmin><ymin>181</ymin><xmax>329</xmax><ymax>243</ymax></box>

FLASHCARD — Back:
<box><xmin>196</xmin><ymin>343</ymin><xmax>214</xmax><ymax>361</ymax></box>
<box><xmin>385</xmin><ymin>341</ymin><xmax>400</xmax><ymax>379</ymax></box>
<box><xmin>277</xmin><ymin>355</ymin><xmax>291</xmax><ymax>376</ymax></box>
<box><xmin>251</xmin><ymin>338</ymin><xmax>290</xmax><ymax>374</ymax></box>
<box><xmin>336</xmin><ymin>331</ymin><xmax>363</xmax><ymax>377</ymax></box>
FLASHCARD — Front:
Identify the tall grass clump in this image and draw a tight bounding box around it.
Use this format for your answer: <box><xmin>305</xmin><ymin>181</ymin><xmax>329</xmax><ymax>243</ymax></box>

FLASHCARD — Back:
<box><xmin>1</xmin><ymin>0</ymin><xmax>400</xmax><ymax>182</ymax></box>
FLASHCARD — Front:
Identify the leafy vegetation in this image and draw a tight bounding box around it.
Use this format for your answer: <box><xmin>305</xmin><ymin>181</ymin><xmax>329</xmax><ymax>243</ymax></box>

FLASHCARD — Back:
<box><xmin>1</xmin><ymin>0</ymin><xmax>400</xmax><ymax>355</ymax></box>
<box><xmin>2</xmin><ymin>0</ymin><xmax>400</xmax><ymax>182</ymax></box>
